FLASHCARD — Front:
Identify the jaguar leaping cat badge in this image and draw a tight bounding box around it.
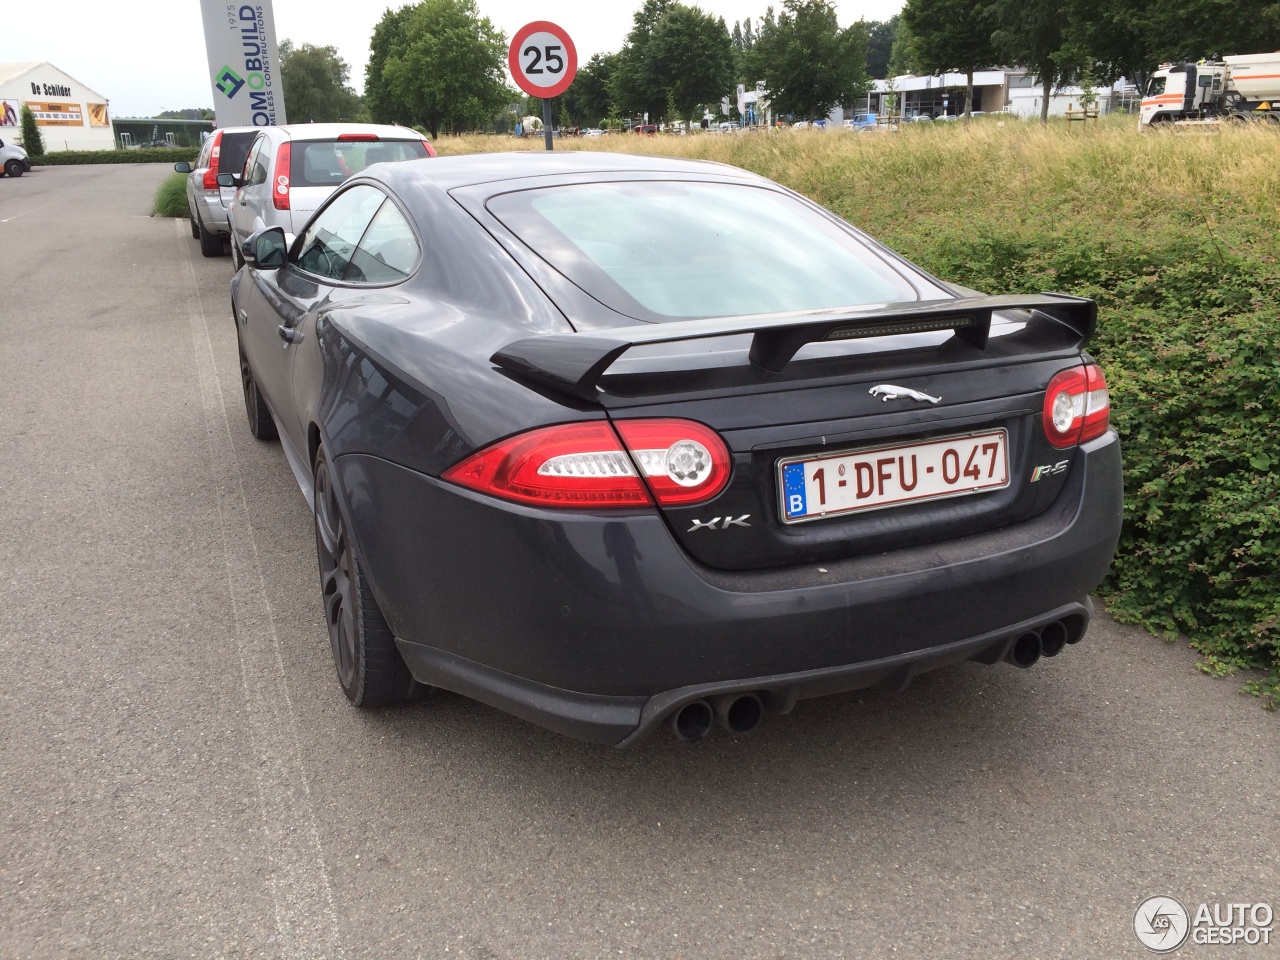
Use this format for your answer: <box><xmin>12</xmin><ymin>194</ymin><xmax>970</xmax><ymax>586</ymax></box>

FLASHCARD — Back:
<box><xmin>868</xmin><ymin>384</ymin><xmax>942</xmax><ymax>404</ymax></box>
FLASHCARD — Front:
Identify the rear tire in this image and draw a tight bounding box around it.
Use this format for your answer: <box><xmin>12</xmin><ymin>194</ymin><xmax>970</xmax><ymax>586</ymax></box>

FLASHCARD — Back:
<box><xmin>5</xmin><ymin>159</ymin><xmax>23</xmax><ymax>178</ymax></box>
<box><xmin>190</xmin><ymin>214</ymin><xmax>200</xmax><ymax>239</ymax></box>
<box><xmin>198</xmin><ymin>216</ymin><xmax>223</xmax><ymax>257</ymax></box>
<box><xmin>313</xmin><ymin>446</ymin><xmax>421</xmax><ymax>707</ymax></box>
<box><xmin>237</xmin><ymin>333</ymin><xmax>278</xmax><ymax>441</ymax></box>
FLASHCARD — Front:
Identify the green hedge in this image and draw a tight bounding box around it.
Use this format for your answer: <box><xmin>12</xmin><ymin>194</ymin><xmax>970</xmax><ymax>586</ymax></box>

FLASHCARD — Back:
<box><xmin>32</xmin><ymin>148</ymin><xmax>198</xmax><ymax>166</ymax></box>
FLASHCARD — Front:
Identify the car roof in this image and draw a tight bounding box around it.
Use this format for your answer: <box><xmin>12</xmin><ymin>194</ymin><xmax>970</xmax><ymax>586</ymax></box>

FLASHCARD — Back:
<box><xmin>275</xmin><ymin>122</ymin><xmax>422</xmax><ymax>142</ymax></box>
<box><xmin>371</xmin><ymin>151</ymin><xmax>767</xmax><ymax>193</ymax></box>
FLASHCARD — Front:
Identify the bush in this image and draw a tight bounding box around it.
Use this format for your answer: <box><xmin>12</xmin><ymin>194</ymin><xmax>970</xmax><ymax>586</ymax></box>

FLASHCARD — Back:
<box><xmin>153</xmin><ymin>172</ymin><xmax>190</xmax><ymax>218</ymax></box>
<box><xmin>437</xmin><ymin>121</ymin><xmax>1280</xmax><ymax>705</ymax></box>
<box><xmin>32</xmin><ymin>147</ymin><xmax>198</xmax><ymax>166</ymax></box>
<box><xmin>19</xmin><ymin>105</ymin><xmax>45</xmax><ymax>157</ymax></box>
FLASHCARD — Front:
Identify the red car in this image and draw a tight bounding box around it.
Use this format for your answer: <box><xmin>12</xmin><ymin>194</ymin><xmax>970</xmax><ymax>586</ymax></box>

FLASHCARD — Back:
<box><xmin>634</xmin><ymin>124</ymin><xmax>658</xmax><ymax>135</ymax></box>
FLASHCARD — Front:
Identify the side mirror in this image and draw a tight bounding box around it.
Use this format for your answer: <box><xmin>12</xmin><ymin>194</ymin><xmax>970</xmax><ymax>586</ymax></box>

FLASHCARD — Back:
<box><xmin>174</xmin><ymin>161</ymin><xmax>192</xmax><ymax>173</ymax></box>
<box><xmin>216</xmin><ymin>172</ymin><xmax>243</xmax><ymax>188</ymax></box>
<box><xmin>244</xmin><ymin>227</ymin><xmax>288</xmax><ymax>270</ymax></box>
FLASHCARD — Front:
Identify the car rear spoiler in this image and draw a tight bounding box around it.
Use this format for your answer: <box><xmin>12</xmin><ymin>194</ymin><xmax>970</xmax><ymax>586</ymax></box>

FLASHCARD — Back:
<box><xmin>491</xmin><ymin>293</ymin><xmax>1096</xmax><ymax>401</ymax></box>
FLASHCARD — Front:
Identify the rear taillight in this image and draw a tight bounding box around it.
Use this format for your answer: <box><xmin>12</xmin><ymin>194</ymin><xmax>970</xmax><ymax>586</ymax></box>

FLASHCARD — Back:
<box><xmin>1043</xmin><ymin>363</ymin><xmax>1110</xmax><ymax>448</ymax></box>
<box><xmin>202</xmin><ymin>130</ymin><xmax>223</xmax><ymax>190</ymax></box>
<box><xmin>338</xmin><ymin>133</ymin><xmax>379</xmax><ymax>141</ymax></box>
<box><xmin>421</xmin><ymin>139</ymin><xmax>437</xmax><ymax>157</ymax></box>
<box><xmin>442</xmin><ymin>419</ymin><xmax>731</xmax><ymax>508</ymax></box>
<box><xmin>272</xmin><ymin>141</ymin><xmax>291</xmax><ymax>210</ymax></box>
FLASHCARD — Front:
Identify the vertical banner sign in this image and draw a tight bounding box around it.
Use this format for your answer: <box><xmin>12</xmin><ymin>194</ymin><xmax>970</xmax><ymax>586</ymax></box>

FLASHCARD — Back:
<box><xmin>200</xmin><ymin>1</ymin><xmax>288</xmax><ymax>128</ymax></box>
<box><xmin>508</xmin><ymin>21</ymin><xmax>577</xmax><ymax>151</ymax></box>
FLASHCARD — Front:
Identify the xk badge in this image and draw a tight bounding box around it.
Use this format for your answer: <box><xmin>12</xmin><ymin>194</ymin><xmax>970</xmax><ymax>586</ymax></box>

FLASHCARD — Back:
<box><xmin>688</xmin><ymin>515</ymin><xmax>751</xmax><ymax>532</ymax></box>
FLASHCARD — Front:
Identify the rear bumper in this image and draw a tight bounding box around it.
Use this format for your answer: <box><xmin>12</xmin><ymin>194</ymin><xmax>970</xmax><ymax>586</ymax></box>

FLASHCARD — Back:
<box><xmin>338</xmin><ymin>432</ymin><xmax>1123</xmax><ymax>745</ymax></box>
<box><xmin>195</xmin><ymin>193</ymin><xmax>230</xmax><ymax>234</ymax></box>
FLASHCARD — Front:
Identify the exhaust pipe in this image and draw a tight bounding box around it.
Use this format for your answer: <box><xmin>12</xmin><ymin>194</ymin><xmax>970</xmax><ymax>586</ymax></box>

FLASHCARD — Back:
<box><xmin>1006</xmin><ymin>631</ymin><xmax>1043</xmax><ymax>669</ymax></box>
<box><xmin>668</xmin><ymin>699</ymin><xmax>713</xmax><ymax>742</ymax></box>
<box><xmin>1040</xmin><ymin>620</ymin><xmax>1068</xmax><ymax>657</ymax></box>
<box><xmin>710</xmin><ymin>693</ymin><xmax>765</xmax><ymax>736</ymax></box>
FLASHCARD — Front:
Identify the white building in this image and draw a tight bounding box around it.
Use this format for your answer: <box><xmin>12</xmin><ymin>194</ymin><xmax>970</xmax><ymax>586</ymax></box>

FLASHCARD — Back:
<box><xmin>867</xmin><ymin>69</ymin><xmax>1121</xmax><ymax>120</ymax></box>
<box><xmin>0</xmin><ymin>61</ymin><xmax>115</xmax><ymax>152</ymax></box>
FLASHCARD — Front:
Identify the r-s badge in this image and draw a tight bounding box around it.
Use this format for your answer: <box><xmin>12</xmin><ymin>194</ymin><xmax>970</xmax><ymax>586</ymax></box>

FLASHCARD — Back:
<box><xmin>1030</xmin><ymin>460</ymin><xmax>1070</xmax><ymax>482</ymax></box>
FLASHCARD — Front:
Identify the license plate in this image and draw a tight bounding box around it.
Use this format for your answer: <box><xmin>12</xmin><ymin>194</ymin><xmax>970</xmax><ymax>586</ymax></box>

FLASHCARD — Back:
<box><xmin>778</xmin><ymin>429</ymin><xmax>1009</xmax><ymax>523</ymax></box>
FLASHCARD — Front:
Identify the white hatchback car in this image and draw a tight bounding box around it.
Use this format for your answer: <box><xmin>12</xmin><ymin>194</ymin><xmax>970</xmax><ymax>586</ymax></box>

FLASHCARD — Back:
<box><xmin>221</xmin><ymin>123</ymin><xmax>434</xmax><ymax>265</ymax></box>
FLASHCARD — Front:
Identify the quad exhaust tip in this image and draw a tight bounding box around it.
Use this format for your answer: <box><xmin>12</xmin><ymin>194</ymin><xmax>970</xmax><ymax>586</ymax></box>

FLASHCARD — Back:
<box><xmin>668</xmin><ymin>699</ymin><xmax>713</xmax><ymax>742</ymax></box>
<box><xmin>1007</xmin><ymin>631</ymin><xmax>1043</xmax><ymax>668</ymax></box>
<box><xmin>1040</xmin><ymin>620</ymin><xmax>1068</xmax><ymax>657</ymax></box>
<box><xmin>711</xmin><ymin>692</ymin><xmax>764</xmax><ymax>736</ymax></box>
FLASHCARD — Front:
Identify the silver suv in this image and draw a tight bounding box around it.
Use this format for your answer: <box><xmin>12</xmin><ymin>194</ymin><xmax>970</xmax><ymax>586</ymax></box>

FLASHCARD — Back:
<box><xmin>174</xmin><ymin>127</ymin><xmax>259</xmax><ymax>257</ymax></box>
<box><xmin>220</xmin><ymin>123</ymin><xmax>434</xmax><ymax>265</ymax></box>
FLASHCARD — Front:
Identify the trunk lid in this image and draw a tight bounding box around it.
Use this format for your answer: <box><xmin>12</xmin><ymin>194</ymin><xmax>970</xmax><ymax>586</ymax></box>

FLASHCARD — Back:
<box><xmin>494</xmin><ymin>300</ymin><xmax>1095</xmax><ymax>572</ymax></box>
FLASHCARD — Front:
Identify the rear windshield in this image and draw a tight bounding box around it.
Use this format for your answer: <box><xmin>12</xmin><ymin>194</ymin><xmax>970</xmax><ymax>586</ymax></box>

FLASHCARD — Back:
<box><xmin>290</xmin><ymin>139</ymin><xmax>428</xmax><ymax>188</ymax></box>
<box><xmin>487</xmin><ymin>181</ymin><xmax>922</xmax><ymax>321</ymax></box>
<box><xmin>219</xmin><ymin>132</ymin><xmax>258</xmax><ymax>179</ymax></box>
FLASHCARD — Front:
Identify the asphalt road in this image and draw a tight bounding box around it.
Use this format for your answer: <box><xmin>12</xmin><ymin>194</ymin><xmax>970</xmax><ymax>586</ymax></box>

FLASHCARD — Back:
<box><xmin>0</xmin><ymin>165</ymin><xmax>1275</xmax><ymax>960</ymax></box>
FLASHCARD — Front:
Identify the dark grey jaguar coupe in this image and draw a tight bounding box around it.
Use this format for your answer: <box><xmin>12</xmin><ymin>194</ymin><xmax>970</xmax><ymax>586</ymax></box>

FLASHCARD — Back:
<box><xmin>230</xmin><ymin>152</ymin><xmax>1122</xmax><ymax>746</ymax></box>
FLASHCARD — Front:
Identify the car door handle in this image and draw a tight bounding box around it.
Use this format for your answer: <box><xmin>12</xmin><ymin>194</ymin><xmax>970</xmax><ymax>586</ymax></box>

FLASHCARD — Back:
<box><xmin>278</xmin><ymin>324</ymin><xmax>303</xmax><ymax>345</ymax></box>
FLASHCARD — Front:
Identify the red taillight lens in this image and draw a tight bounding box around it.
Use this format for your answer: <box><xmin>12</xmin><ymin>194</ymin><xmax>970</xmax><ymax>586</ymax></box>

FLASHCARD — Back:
<box><xmin>202</xmin><ymin>130</ymin><xmax>223</xmax><ymax>190</ymax></box>
<box><xmin>338</xmin><ymin>133</ymin><xmax>379</xmax><ymax>141</ymax></box>
<box><xmin>442</xmin><ymin>419</ymin><xmax>732</xmax><ymax>509</ymax></box>
<box><xmin>1043</xmin><ymin>363</ymin><xmax>1110</xmax><ymax>448</ymax></box>
<box><xmin>421</xmin><ymin>139</ymin><xmax>437</xmax><ymax>157</ymax></box>
<box><xmin>272</xmin><ymin>141</ymin><xmax>291</xmax><ymax>210</ymax></box>
<box><xmin>613</xmin><ymin>419</ymin><xmax>732</xmax><ymax>506</ymax></box>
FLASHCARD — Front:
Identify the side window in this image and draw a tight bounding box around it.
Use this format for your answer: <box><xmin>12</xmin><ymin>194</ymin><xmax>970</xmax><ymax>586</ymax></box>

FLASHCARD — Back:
<box><xmin>344</xmin><ymin>200</ymin><xmax>419</xmax><ymax>284</ymax></box>
<box><xmin>249</xmin><ymin>140</ymin><xmax>269</xmax><ymax>186</ymax></box>
<box><xmin>294</xmin><ymin>185</ymin><xmax>386</xmax><ymax>282</ymax></box>
<box><xmin>198</xmin><ymin>137</ymin><xmax>212</xmax><ymax>169</ymax></box>
<box><xmin>241</xmin><ymin>138</ymin><xmax>261</xmax><ymax>182</ymax></box>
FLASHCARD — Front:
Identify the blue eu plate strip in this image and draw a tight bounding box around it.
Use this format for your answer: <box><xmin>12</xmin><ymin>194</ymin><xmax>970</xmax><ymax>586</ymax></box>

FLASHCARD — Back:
<box><xmin>782</xmin><ymin>462</ymin><xmax>808</xmax><ymax>518</ymax></box>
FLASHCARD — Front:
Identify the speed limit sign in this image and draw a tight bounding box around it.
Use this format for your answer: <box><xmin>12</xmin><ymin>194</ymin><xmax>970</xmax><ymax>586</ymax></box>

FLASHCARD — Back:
<box><xmin>508</xmin><ymin>21</ymin><xmax>578</xmax><ymax>99</ymax></box>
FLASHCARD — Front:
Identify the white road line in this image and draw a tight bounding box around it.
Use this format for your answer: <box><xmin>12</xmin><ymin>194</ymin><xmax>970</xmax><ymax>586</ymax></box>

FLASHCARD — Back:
<box><xmin>176</xmin><ymin>219</ymin><xmax>344</xmax><ymax>959</ymax></box>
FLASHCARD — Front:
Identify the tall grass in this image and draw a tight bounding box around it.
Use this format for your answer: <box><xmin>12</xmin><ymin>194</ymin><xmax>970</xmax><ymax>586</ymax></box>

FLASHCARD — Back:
<box><xmin>153</xmin><ymin>172</ymin><xmax>189</xmax><ymax>218</ymax></box>
<box><xmin>440</xmin><ymin>119</ymin><xmax>1280</xmax><ymax>704</ymax></box>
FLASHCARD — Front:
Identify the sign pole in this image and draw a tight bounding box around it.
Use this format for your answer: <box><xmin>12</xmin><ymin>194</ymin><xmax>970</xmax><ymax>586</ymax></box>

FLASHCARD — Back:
<box><xmin>543</xmin><ymin>99</ymin><xmax>554</xmax><ymax>151</ymax></box>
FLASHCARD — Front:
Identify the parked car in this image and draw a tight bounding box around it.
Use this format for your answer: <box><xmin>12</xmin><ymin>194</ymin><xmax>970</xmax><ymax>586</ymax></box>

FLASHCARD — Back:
<box><xmin>0</xmin><ymin>137</ymin><xmax>31</xmax><ymax>178</ymax></box>
<box><xmin>231</xmin><ymin>152</ymin><xmax>1122</xmax><ymax>746</ymax></box>
<box><xmin>219</xmin><ymin>123</ymin><xmax>435</xmax><ymax>266</ymax></box>
<box><xmin>843</xmin><ymin>113</ymin><xmax>879</xmax><ymax>131</ymax></box>
<box><xmin>174</xmin><ymin>126</ymin><xmax>259</xmax><ymax>257</ymax></box>
<box><xmin>583</xmin><ymin>128</ymin><xmax>606</xmax><ymax>137</ymax></box>
<box><xmin>633</xmin><ymin>124</ymin><xmax>658</xmax><ymax>135</ymax></box>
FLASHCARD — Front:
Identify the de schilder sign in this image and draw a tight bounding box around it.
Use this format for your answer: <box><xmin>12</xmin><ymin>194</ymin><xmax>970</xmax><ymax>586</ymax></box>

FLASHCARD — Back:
<box><xmin>200</xmin><ymin>2</ymin><xmax>287</xmax><ymax>128</ymax></box>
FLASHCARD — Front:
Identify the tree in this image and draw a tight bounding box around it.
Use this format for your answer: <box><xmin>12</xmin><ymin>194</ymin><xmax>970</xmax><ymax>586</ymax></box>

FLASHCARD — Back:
<box><xmin>901</xmin><ymin>0</ymin><xmax>998</xmax><ymax>118</ymax></box>
<box><xmin>279</xmin><ymin>40</ymin><xmax>362</xmax><ymax>122</ymax></box>
<box><xmin>753</xmin><ymin>0</ymin><xmax>870</xmax><ymax>120</ymax></box>
<box><xmin>610</xmin><ymin>0</ymin><xmax>677</xmax><ymax>119</ymax></box>
<box><xmin>156</xmin><ymin>108</ymin><xmax>214</xmax><ymax>121</ymax></box>
<box><xmin>863</xmin><ymin>16</ymin><xmax>898</xmax><ymax>79</ymax></box>
<box><xmin>648</xmin><ymin>6</ymin><xmax>735</xmax><ymax>123</ymax></box>
<box><xmin>19</xmin><ymin>105</ymin><xmax>44</xmax><ymax>157</ymax></box>
<box><xmin>991</xmin><ymin>0</ymin><xmax>1078</xmax><ymax>123</ymax></box>
<box><xmin>375</xmin><ymin>0</ymin><xmax>509</xmax><ymax>137</ymax></box>
<box><xmin>365</xmin><ymin>5</ymin><xmax>415</xmax><ymax>125</ymax></box>
<box><xmin>560</xmin><ymin>53</ymin><xmax>617</xmax><ymax>127</ymax></box>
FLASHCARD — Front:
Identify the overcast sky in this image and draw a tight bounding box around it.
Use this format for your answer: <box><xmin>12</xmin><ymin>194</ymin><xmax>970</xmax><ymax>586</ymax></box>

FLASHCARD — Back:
<box><xmin>1</xmin><ymin>0</ymin><xmax>903</xmax><ymax>118</ymax></box>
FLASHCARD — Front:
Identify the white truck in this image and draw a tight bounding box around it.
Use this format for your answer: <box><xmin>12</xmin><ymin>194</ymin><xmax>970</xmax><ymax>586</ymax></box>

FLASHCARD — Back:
<box><xmin>1141</xmin><ymin>52</ymin><xmax>1280</xmax><ymax>126</ymax></box>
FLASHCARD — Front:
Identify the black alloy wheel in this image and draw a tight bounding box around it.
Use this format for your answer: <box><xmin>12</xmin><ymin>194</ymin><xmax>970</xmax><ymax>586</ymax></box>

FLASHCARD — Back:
<box><xmin>312</xmin><ymin>446</ymin><xmax>419</xmax><ymax>707</ymax></box>
<box><xmin>237</xmin><ymin>333</ymin><xmax>278</xmax><ymax>441</ymax></box>
<box><xmin>5</xmin><ymin>159</ymin><xmax>23</xmax><ymax>178</ymax></box>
